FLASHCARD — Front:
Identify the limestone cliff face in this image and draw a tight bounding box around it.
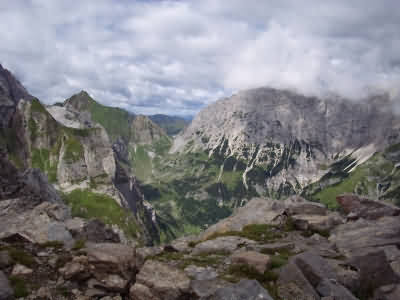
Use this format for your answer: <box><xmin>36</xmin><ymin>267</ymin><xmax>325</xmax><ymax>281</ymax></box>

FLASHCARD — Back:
<box><xmin>131</xmin><ymin>115</ymin><xmax>166</xmax><ymax>144</ymax></box>
<box><xmin>14</xmin><ymin>99</ymin><xmax>116</xmax><ymax>187</ymax></box>
<box><xmin>0</xmin><ymin>64</ymin><xmax>34</xmax><ymax>128</ymax></box>
<box><xmin>172</xmin><ymin>87</ymin><xmax>400</xmax><ymax>197</ymax></box>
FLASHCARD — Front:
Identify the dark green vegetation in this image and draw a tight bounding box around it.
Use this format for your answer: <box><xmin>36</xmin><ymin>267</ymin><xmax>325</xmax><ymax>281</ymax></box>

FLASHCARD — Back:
<box><xmin>9</xmin><ymin>276</ymin><xmax>29</xmax><ymax>298</ymax></box>
<box><xmin>138</xmin><ymin>147</ymin><xmax>262</xmax><ymax>242</ymax></box>
<box><xmin>5</xmin><ymin>247</ymin><xmax>36</xmax><ymax>268</ymax></box>
<box><xmin>63</xmin><ymin>189</ymin><xmax>139</xmax><ymax>238</ymax></box>
<box><xmin>151</xmin><ymin>250</ymin><xmax>228</xmax><ymax>270</ymax></box>
<box><xmin>72</xmin><ymin>239</ymin><xmax>86</xmax><ymax>251</ymax></box>
<box><xmin>149</xmin><ymin>114</ymin><xmax>190</xmax><ymax>136</ymax></box>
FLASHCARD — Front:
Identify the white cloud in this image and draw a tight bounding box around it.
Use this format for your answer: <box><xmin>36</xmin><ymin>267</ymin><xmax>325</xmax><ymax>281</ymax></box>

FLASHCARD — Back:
<box><xmin>0</xmin><ymin>0</ymin><xmax>399</xmax><ymax>116</ymax></box>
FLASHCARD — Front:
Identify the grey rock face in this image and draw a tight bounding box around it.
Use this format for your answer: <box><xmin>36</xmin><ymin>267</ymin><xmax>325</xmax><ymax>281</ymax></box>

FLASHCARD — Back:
<box><xmin>193</xmin><ymin>236</ymin><xmax>256</xmax><ymax>255</ymax></box>
<box><xmin>130</xmin><ymin>260</ymin><xmax>191</xmax><ymax>300</ymax></box>
<box><xmin>172</xmin><ymin>87</ymin><xmax>400</xmax><ymax>196</ymax></box>
<box><xmin>337</xmin><ymin>194</ymin><xmax>400</xmax><ymax>220</ymax></box>
<box><xmin>0</xmin><ymin>64</ymin><xmax>34</xmax><ymax>128</ymax></box>
<box><xmin>0</xmin><ymin>271</ymin><xmax>13</xmax><ymax>300</ymax></box>
<box><xmin>200</xmin><ymin>279</ymin><xmax>274</xmax><ymax>300</ymax></box>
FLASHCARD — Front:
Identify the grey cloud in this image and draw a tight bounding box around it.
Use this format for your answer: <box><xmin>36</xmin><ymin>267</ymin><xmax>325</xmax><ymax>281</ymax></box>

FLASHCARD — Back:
<box><xmin>0</xmin><ymin>0</ymin><xmax>399</xmax><ymax>116</ymax></box>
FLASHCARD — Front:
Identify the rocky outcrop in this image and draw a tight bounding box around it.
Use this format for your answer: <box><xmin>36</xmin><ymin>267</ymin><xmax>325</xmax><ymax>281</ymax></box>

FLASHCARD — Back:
<box><xmin>0</xmin><ymin>271</ymin><xmax>13</xmax><ymax>300</ymax></box>
<box><xmin>1</xmin><ymin>190</ymin><xmax>399</xmax><ymax>299</ymax></box>
<box><xmin>200</xmin><ymin>195</ymin><xmax>331</xmax><ymax>240</ymax></box>
<box><xmin>131</xmin><ymin>115</ymin><xmax>167</xmax><ymax>145</ymax></box>
<box><xmin>230</xmin><ymin>251</ymin><xmax>271</xmax><ymax>274</ymax></box>
<box><xmin>130</xmin><ymin>260</ymin><xmax>191</xmax><ymax>300</ymax></box>
<box><xmin>200</xmin><ymin>279</ymin><xmax>274</xmax><ymax>300</ymax></box>
<box><xmin>337</xmin><ymin>194</ymin><xmax>400</xmax><ymax>220</ymax></box>
<box><xmin>0</xmin><ymin>64</ymin><xmax>34</xmax><ymax>128</ymax></box>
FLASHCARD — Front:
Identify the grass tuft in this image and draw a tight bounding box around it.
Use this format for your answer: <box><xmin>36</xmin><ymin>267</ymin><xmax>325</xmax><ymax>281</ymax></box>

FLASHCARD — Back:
<box><xmin>9</xmin><ymin>276</ymin><xmax>29</xmax><ymax>298</ymax></box>
<box><xmin>63</xmin><ymin>189</ymin><xmax>138</xmax><ymax>238</ymax></box>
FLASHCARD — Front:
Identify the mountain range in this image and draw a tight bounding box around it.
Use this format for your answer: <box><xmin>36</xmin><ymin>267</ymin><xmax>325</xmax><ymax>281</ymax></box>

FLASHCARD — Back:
<box><xmin>1</xmin><ymin>63</ymin><xmax>399</xmax><ymax>245</ymax></box>
<box><xmin>1</xmin><ymin>63</ymin><xmax>400</xmax><ymax>299</ymax></box>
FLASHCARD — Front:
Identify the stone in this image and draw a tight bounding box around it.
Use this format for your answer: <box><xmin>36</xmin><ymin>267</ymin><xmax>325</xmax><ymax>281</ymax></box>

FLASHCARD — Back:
<box><xmin>12</xmin><ymin>263</ymin><xmax>33</xmax><ymax>276</ymax></box>
<box><xmin>0</xmin><ymin>251</ymin><xmax>12</xmax><ymax>269</ymax></box>
<box><xmin>281</xmin><ymin>251</ymin><xmax>358</xmax><ymax>299</ymax></box>
<box><xmin>348</xmin><ymin>250</ymin><xmax>400</xmax><ymax>297</ymax></box>
<box><xmin>293</xmin><ymin>251</ymin><xmax>338</xmax><ymax>286</ymax></box>
<box><xmin>316</xmin><ymin>278</ymin><xmax>359</xmax><ymax>300</ymax></box>
<box><xmin>192</xmin><ymin>236</ymin><xmax>256</xmax><ymax>255</ymax></box>
<box><xmin>59</xmin><ymin>261</ymin><xmax>90</xmax><ymax>280</ymax></box>
<box><xmin>169</xmin><ymin>235</ymin><xmax>197</xmax><ymax>252</ymax></box>
<box><xmin>190</xmin><ymin>279</ymin><xmax>228</xmax><ymax>298</ymax></box>
<box><xmin>130</xmin><ymin>283</ymin><xmax>159</xmax><ymax>300</ymax></box>
<box><xmin>97</xmin><ymin>274</ymin><xmax>128</xmax><ymax>292</ymax></box>
<box><xmin>292</xmin><ymin>213</ymin><xmax>343</xmax><ymax>233</ymax></box>
<box><xmin>199</xmin><ymin>198</ymin><xmax>286</xmax><ymax>240</ymax></box>
<box><xmin>36</xmin><ymin>287</ymin><xmax>52</xmax><ymax>299</ymax></box>
<box><xmin>131</xmin><ymin>260</ymin><xmax>191</xmax><ymax>300</ymax></box>
<box><xmin>184</xmin><ymin>265</ymin><xmax>218</xmax><ymax>281</ymax></box>
<box><xmin>255</xmin><ymin>242</ymin><xmax>295</xmax><ymax>254</ymax></box>
<box><xmin>327</xmin><ymin>259</ymin><xmax>360</xmax><ymax>293</ymax></box>
<box><xmin>278</xmin><ymin>261</ymin><xmax>321</xmax><ymax>300</ymax></box>
<box><xmin>374</xmin><ymin>284</ymin><xmax>400</xmax><ymax>300</ymax></box>
<box><xmin>336</xmin><ymin>194</ymin><xmax>400</xmax><ymax>220</ymax></box>
<box><xmin>71</xmin><ymin>219</ymin><xmax>120</xmax><ymax>243</ymax></box>
<box><xmin>0</xmin><ymin>271</ymin><xmax>13</xmax><ymax>300</ymax></box>
<box><xmin>0</xmin><ymin>201</ymin><xmax>74</xmax><ymax>247</ymax></box>
<box><xmin>329</xmin><ymin>217</ymin><xmax>400</xmax><ymax>257</ymax></box>
<box><xmin>284</xmin><ymin>195</ymin><xmax>328</xmax><ymax>216</ymax></box>
<box><xmin>230</xmin><ymin>250</ymin><xmax>271</xmax><ymax>274</ymax></box>
<box><xmin>200</xmin><ymin>279</ymin><xmax>274</xmax><ymax>300</ymax></box>
<box><xmin>135</xmin><ymin>246</ymin><xmax>163</xmax><ymax>269</ymax></box>
<box><xmin>84</xmin><ymin>242</ymin><xmax>135</xmax><ymax>279</ymax></box>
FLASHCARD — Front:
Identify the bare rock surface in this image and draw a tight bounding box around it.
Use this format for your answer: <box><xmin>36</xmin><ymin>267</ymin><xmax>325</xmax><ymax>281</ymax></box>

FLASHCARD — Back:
<box><xmin>230</xmin><ymin>250</ymin><xmax>271</xmax><ymax>274</ymax></box>
<box><xmin>199</xmin><ymin>279</ymin><xmax>274</xmax><ymax>300</ymax></box>
<box><xmin>193</xmin><ymin>236</ymin><xmax>256</xmax><ymax>255</ymax></box>
<box><xmin>337</xmin><ymin>194</ymin><xmax>400</xmax><ymax>220</ymax></box>
<box><xmin>0</xmin><ymin>271</ymin><xmax>13</xmax><ymax>300</ymax></box>
<box><xmin>130</xmin><ymin>260</ymin><xmax>191</xmax><ymax>300</ymax></box>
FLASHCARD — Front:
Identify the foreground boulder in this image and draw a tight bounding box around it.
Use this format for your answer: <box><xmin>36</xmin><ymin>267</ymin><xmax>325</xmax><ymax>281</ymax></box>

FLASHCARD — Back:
<box><xmin>193</xmin><ymin>236</ymin><xmax>256</xmax><ymax>255</ymax></box>
<box><xmin>329</xmin><ymin>216</ymin><xmax>400</xmax><ymax>256</ymax></box>
<box><xmin>199</xmin><ymin>198</ymin><xmax>285</xmax><ymax>240</ymax></box>
<box><xmin>199</xmin><ymin>279</ymin><xmax>274</xmax><ymax>300</ymax></box>
<box><xmin>337</xmin><ymin>194</ymin><xmax>400</xmax><ymax>220</ymax></box>
<box><xmin>84</xmin><ymin>242</ymin><xmax>135</xmax><ymax>280</ymax></box>
<box><xmin>0</xmin><ymin>271</ymin><xmax>13</xmax><ymax>300</ymax></box>
<box><xmin>130</xmin><ymin>260</ymin><xmax>191</xmax><ymax>300</ymax></box>
<box><xmin>230</xmin><ymin>251</ymin><xmax>271</xmax><ymax>274</ymax></box>
<box><xmin>0</xmin><ymin>200</ymin><xmax>74</xmax><ymax>247</ymax></box>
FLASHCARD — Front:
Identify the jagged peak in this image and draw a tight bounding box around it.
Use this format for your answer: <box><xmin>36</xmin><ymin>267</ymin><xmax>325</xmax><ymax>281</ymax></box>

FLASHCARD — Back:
<box><xmin>63</xmin><ymin>90</ymin><xmax>98</xmax><ymax>110</ymax></box>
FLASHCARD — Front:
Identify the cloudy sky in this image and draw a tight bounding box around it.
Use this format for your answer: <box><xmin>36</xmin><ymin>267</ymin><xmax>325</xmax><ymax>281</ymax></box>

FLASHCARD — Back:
<box><xmin>0</xmin><ymin>0</ymin><xmax>399</xmax><ymax>116</ymax></box>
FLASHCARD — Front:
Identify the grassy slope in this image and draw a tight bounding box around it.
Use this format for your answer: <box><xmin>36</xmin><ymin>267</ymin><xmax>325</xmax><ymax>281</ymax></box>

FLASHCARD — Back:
<box><xmin>87</xmin><ymin>101</ymin><xmax>133</xmax><ymax>142</ymax></box>
<box><xmin>307</xmin><ymin>144</ymin><xmax>400</xmax><ymax>209</ymax></box>
<box><xmin>149</xmin><ymin>114</ymin><xmax>189</xmax><ymax>136</ymax></box>
<box><xmin>137</xmin><ymin>141</ymin><xmax>260</xmax><ymax>242</ymax></box>
<box><xmin>63</xmin><ymin>189</ymin><xmax>139</xmax><ymax>238</ymax></box>
<box><xmin>65</xmin><ymin>92</ymin><xmax>134</xmax><ymax>143</ymax></box>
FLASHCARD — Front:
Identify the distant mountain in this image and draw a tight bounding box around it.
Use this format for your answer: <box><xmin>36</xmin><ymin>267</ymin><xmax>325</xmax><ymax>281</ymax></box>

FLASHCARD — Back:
<box><xmin>0</xmin><ymin>66</ymin><xmax>169</xmax><ymax>245</ymax></box>
<box><xmin>149</xmin><ymin>114</ymin><xmax>190</xmax><ymax>136</ymax></box>
<box><xmin>171</xmin><ymin>87</ymin><xmax>400</xmax><ymax>206</ymax></box>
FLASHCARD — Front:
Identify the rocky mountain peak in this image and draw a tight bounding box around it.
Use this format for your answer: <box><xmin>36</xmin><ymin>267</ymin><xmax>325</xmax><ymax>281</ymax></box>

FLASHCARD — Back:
<box><xmin>172</xmin><ymin>87</ymin><xmax>400</xmax><ymax>198</ymax></box>
<box><xmin>63</xmin><ymin>90</ymin><xmax>97</xmax><ymax>111</ymax></box>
